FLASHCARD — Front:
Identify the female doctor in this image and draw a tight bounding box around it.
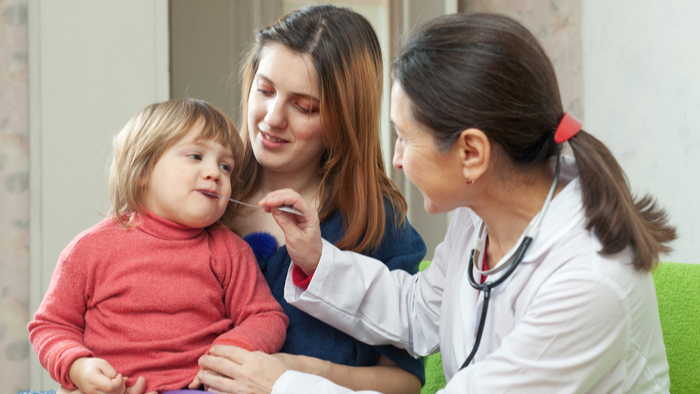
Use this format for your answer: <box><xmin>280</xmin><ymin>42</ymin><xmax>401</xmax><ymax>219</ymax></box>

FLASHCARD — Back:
<box><xmin>196</xmin><ymin>13</ymin><xmax>676</xmax><ymax>393</ymax></box>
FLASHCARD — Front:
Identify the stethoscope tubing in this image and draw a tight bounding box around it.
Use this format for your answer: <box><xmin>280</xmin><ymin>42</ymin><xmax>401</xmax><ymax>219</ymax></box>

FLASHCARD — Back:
<box><xmin>458</xmin><ymin>152</ymin><xmax>562</xmax><ymax>370</ymax></box>
<box><xmin>461</xmin><ymin>236</ymin><xmax>533</xmax><ymax>370</ymax></box>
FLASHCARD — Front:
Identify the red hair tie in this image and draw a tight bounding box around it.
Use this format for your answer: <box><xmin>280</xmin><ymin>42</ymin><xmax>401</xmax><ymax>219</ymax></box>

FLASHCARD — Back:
<box><xmin>554</xmin><ymin>112</ymin><xmax>582</xmax><ymax>143</ymax></box>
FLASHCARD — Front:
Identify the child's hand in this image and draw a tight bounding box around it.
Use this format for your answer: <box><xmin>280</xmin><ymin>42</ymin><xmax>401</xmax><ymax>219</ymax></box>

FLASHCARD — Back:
<box><xmin>58</xmin><ymin>376</ymin><xmax>151</xmax><ymax>394</ymax></box>
<box><xmin>68</xmin><ymin>357</ymin><xmax>126</xmax><ymax>394</ymax></box>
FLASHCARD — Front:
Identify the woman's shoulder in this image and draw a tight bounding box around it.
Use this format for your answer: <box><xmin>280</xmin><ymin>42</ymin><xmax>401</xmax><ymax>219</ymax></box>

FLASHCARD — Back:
<box><xmin>368</xmin><ymin>200</ymin><xmax>427</xmax><ymax>273</ymax></box>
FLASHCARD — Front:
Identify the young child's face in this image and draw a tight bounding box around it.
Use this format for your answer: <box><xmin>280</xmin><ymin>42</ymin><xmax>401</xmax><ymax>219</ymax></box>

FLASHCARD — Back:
<box><xmin>142</xmin><ymin>118</ymin><xmax>234</xmax><ymax>228</ymax></box>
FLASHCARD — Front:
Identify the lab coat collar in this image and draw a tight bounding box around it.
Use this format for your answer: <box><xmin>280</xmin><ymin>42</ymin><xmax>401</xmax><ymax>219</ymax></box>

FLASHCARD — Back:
<box><xmin>475</xmin><ymin>155</ymin><xmax>586</xmax><ymax>274</ymax></box>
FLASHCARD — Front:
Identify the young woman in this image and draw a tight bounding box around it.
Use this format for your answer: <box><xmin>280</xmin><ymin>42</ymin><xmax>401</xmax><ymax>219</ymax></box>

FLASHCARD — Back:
<box><xmin>198</xmin><ymin>13</ymin><xmax>676</xmax><ymax>394</ymax></box>
<box><xmin>224</xmin><ymin>4</ymin><xmax>426</xmax><ymax>394</ymax></box>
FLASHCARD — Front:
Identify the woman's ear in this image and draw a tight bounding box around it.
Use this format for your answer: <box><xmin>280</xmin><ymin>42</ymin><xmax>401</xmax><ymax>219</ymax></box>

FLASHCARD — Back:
<box><xmin>454</xmin><ymin>128</ymin><xmax>490</xmax><ymax>183</ymax></box>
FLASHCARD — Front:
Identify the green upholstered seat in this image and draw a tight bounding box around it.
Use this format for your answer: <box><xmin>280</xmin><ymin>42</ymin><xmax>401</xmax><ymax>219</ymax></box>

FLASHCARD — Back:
<box><xmin>652</xmin><ymin>262</ymin><xmax>700</xmax><ymax>393</ymax></box>
<box><xmin>419</xmin><ymin>261</ymin><xmax>700</xmax><ymax>394</ymax></box>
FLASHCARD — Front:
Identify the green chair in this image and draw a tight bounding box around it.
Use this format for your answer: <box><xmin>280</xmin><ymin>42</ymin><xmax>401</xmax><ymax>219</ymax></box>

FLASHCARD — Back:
<box><xmin>419</xmin><ymin>262</ymin><xmax>700</xmax><ymax>394</ymax></box>
<box><xmin>653</xmin><ymin>262</ymin><xmax>700</xmax><ymax>393</ymax></box>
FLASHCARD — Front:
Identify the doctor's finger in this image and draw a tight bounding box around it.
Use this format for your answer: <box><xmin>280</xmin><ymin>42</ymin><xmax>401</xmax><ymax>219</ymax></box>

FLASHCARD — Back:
<box><xmin>260</xmin><ymin>189</ymin><xmax>316</xmax><ymax>220</ymax></box>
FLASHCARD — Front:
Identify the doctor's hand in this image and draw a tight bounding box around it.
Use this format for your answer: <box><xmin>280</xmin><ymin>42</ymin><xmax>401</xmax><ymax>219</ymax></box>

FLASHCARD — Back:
<box><xmin>260</xmin><ymin>189</ymin><xmax>322</xmax><ymax>276</ymax></box>
<box><xmin>196</xmin><ymin>346</ymin><xmax>289</xmax><ymax>394</ymax></box>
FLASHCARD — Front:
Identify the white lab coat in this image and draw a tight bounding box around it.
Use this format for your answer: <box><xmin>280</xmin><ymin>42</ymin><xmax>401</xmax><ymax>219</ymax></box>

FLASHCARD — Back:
<box><xmin>274</xmin><ymin>156</ymin><xmax>670</xmax><ymax>394</ymax></box>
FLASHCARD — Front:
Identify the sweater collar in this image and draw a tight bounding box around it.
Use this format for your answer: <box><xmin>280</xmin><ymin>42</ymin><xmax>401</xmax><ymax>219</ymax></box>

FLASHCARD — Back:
<box><xmin>134</xmin><ymin>210</ymin><xmax>205</xmax><ymax>240</ymax></box>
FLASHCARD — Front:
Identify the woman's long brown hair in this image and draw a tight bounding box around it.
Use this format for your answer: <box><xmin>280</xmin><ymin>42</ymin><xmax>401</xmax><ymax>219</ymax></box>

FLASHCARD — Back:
<box><xmin>234</xmin><ymin>4</ymin><xmax>406</xmax><ymax>253</ymax></box>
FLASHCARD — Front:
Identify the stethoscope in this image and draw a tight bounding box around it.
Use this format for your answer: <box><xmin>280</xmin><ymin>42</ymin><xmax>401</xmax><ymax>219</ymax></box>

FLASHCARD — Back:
<box><xmin>459</xmin><ymin>151</ymin><xmax>563</xmax><ymax>370</ymax></box>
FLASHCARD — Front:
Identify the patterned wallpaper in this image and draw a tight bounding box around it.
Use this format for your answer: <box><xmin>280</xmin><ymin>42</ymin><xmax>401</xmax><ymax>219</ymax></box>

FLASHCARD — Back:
<box><xmin>0</xmin><ymin>0</ymin><xmax>30</xmax><ymax>392</ymax></box>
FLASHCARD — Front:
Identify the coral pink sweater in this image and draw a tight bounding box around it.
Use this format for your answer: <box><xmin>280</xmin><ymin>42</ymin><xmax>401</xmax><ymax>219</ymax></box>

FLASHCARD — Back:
<box><xmin>29</xmin><ymin>212</ymin><xmax>288</xmax><ymax>393</ymax></box>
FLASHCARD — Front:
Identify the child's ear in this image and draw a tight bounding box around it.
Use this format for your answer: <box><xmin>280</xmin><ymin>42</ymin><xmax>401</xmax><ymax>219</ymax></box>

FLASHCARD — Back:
<box><xmin>137</xmin><ymin>173</ymin><xmax>148</xmax><ymax>188</ymax></box>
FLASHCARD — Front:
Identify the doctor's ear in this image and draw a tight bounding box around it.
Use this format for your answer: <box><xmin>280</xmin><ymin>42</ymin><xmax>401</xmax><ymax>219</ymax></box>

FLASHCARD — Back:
<box><xmin>455</xmin><ymin>128</ymin><xmax>490</xmax><ymax>183</ymax></box>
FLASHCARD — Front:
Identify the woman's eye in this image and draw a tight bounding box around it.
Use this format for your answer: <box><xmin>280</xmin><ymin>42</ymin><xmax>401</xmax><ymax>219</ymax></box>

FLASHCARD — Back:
<box><xmin>296</xmin><ymin>103</ymin><xmax>312</xmax><ymax>114</ymax></box>
<box><xmin>257</xmin><ymin>88</ymin><xmax>274</xmax><ymax>96</ymax></box>
<box><xmin>294</xmin><ymin>100</ymin><xmax>317</xmax><ymax>115</ymax></box>
<box><xmin>187</xmin><ymin>153</ymin><xmax>202</xmax><ymax>161</ymax></box>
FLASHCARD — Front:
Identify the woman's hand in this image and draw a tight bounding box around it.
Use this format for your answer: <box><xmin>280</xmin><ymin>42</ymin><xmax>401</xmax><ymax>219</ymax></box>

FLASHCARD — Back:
<box><xmin>197</xmin><ymin>346</ymin><xmax>289</xmax><ymax>394</ymax></box>
<box><xmin>259</xmin><ymin>189</ymin><xmax>323</xmax><ymax>276</ymax></box>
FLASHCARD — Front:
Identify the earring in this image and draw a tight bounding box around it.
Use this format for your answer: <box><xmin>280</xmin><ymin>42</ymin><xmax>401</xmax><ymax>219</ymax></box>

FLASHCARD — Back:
<box><xmin>466</xmin><ymin>179</ymin><xmax>473</xmax><ymax>185</ymax></box>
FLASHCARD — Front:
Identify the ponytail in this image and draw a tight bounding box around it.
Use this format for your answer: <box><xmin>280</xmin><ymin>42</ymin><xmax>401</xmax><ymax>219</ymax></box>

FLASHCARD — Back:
<box><xmin>392</xmin><ymin>13</ymin><xmax>676</xmax><ymax>271</ymax></box>
<box><xmin>569</xmin><ymin>131</ymin><xmax>676</xmax><ymax>271</ymax></box>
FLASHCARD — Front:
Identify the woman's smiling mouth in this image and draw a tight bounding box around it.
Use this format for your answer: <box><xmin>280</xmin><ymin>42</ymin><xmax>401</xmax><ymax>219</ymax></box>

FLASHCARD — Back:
<box><xmin>261</xmin><ymin>130</ymin><xmax>287</xmax><ymax>143</ymax></box>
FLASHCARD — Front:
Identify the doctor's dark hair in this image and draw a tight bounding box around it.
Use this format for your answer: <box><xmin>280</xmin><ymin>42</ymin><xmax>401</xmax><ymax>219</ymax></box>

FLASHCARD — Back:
<box><xmin>393</xmin><ymin>13</ymin><xmax>675</xmax><ymax>271</ymax></box>
<box><xmin>235</xmin><ymin>4</ymin><xmax>406</xmax><ymax>253</ymax></box>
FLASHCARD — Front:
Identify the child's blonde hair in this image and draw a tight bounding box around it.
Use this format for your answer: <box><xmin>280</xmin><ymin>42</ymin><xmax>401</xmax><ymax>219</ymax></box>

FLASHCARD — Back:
<box><xmin>109</xmin><ymin>98</ymin><xmax>243</xmax><ymax>228</ymax></box>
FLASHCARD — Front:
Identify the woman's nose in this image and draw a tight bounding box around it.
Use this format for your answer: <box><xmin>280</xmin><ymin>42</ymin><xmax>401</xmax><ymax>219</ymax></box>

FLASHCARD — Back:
<box><xmin>264</xmin><ymin>98</ymin><xmax>287</xmax><ymax>129</ymax></box>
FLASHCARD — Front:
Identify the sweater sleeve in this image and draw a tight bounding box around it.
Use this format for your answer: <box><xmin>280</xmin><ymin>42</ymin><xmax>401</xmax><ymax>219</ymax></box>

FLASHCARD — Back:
<box><xmin>213</xmin><ymin>231</ymin><xmax>288</xmax><ymax>353</ymax></box>
<box><xmin>27</xmin><ymin>236</ymin><xmax>95</xmax><ymax>388</ymax></box>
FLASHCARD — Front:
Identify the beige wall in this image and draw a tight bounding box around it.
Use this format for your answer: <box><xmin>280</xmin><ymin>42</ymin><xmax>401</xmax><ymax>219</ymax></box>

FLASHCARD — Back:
<box><xmin>463</xmin><ymin>0</ymin><xmax>583</xmax><ymax>118</ymax></box>
<box><xmin>27</xmin><ymin>0</ymin><xmax>170</xmax><ymax>388</ymax></box>
<box><xmin>170</xmin><ymin>0</ymin><xmax>284</xmax><ymax>124</ymax></box>
<box><xmin>582</xmin><ymin>0</ymin><xmax>699</xmax><ymax>264</ymax></box>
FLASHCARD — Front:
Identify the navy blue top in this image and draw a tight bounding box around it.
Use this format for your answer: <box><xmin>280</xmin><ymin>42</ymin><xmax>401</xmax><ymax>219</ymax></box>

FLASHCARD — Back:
<box><xmin>244</xmin><ymin>204</ymin><xmax>427</xmax><ymax>384</ymax></box>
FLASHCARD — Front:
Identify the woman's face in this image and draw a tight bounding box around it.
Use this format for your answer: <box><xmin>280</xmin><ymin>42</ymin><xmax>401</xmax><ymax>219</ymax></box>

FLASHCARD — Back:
<box><xmin>391</xmin><ymin>82</ymin><xmax>465</xmax><ymax>214</ymax></box>
<box><xmin>247</xmin><ymin>43</ymin><xmax>324</xmax><ymax>177</ymax></box>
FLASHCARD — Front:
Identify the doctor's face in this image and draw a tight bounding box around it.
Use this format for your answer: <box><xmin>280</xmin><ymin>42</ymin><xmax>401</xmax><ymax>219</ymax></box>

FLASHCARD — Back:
<box><xmin>391</xmin><ymin>82</ymin><xmax>465</xmax><ymax>214</ymax></box>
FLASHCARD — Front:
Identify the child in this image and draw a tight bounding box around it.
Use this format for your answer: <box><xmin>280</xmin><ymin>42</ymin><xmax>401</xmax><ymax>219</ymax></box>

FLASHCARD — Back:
<box><xmin>28</xmin><ymin>99</ymin><xmax>289</xmax><ymax>394</ymax></box>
